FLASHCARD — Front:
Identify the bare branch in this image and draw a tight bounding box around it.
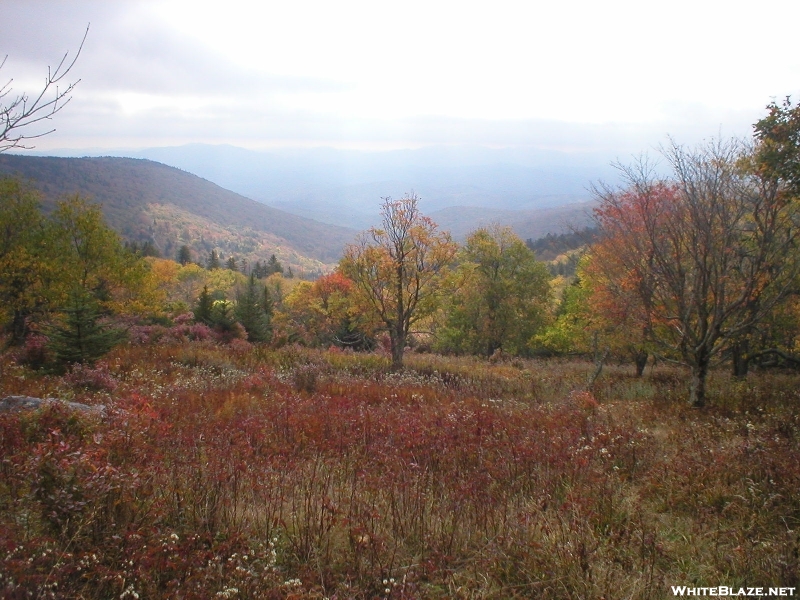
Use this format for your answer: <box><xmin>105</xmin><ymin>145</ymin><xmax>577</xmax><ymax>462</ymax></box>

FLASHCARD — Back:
<box><xmin>0</xmin><ymin>24</ymin><xmax>89</xmax><ymax>152</ymax></box>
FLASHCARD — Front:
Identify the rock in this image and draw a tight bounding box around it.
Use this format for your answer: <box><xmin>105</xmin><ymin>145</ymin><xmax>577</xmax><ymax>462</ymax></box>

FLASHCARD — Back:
<box><xmin>0</xmin><ymin>395</ymin><xmax>106</xmax><ymax>416</ymax></box>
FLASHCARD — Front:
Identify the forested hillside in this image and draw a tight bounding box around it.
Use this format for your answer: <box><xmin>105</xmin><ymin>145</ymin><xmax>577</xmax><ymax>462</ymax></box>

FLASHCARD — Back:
<box><xmin>0</xmin><ymin>155</ymin><xmax>357</xmax><ymax>274</ymax></box>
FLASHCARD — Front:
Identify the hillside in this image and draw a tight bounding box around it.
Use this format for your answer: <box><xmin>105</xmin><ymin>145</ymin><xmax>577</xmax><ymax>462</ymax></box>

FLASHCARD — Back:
<box><xmin>41</xmin><ymin>144</ymin><xmax>615</xmax><ymax>233</ymax></box>
<box><xmin>430</xmin><ymin>201</ymin><xmax>596</xmax><ymax>241</ymax></box>
<box><xmin>0</xmin><ymin>154</ymin><xmax>358</xmax><ymax>274</ymax></box>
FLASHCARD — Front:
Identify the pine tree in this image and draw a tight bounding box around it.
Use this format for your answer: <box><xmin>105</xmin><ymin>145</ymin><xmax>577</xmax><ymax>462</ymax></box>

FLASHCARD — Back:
<box><xmin>210</xmin><ymin>299</ymin><xmax>237</xmax><ymax>333</ymax></box>
<box><xmin>47</xmin><ymin>288</ymin><xmax>125</xmax><ymax>366</ymax></box>
<box><xmin>235</xmin><ymin>274</ymin><xmax>272</xmax><ymax>342</ymax></box>
<box><xmin>207</xmin><ymin>249</ymin><xmax>221</xmax><ymax>270</ymax></box>
<box><xmin>177</xmin><ymin>244</ymin><xmax>192</xmax><ymax>265</ymax></box>
<box><xmin>266</xmin><ymin>254</ymin><xmax>283</xmax><ymax>275</ymax></box>
<box><xmin>194</xmin><ymin>285</ymin><xmax>214</xmax><ymax>325</ymax></box>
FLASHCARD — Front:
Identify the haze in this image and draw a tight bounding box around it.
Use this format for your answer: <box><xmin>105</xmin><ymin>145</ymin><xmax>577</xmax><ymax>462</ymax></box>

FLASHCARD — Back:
<box><xmin>3</xmin><ymin>0</ymin><xmax>798</xmax><ymax>157</ymax></box>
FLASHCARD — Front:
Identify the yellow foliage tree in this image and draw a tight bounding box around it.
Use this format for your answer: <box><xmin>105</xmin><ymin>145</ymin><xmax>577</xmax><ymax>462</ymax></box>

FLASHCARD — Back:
<box><xmin>341</xmin><ymin>194</ymin><xmax>457</xmax><ymax>367</ymax></box>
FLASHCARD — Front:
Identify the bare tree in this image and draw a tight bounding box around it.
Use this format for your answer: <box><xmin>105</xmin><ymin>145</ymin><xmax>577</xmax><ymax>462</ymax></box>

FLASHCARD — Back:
<box><xmin>592</xmin><ymin>138</ymin><xmax>800</xmax><ymax>407</ymax></box>
<box><xmin>0</xmin><ymin>25</ymin><xmax>88</xmax><ymax>152</ymax></box>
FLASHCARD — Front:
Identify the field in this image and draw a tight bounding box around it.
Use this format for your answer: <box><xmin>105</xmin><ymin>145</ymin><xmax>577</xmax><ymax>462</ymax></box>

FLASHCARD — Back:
<box><xmin>1</xmin><ymin>342</ymin><xmax>799</xmax><ymax>599</ymax></box>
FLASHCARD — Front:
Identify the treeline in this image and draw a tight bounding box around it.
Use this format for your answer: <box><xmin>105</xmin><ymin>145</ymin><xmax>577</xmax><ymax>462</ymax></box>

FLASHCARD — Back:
<box><xmin>0</xmin><ymin>178</ymin><xmax>555</xmax><ymax>370</ymax></box>
<box><xmin>540</xmin><ymin>98</ymin><xmax>800</xmax><ymax>406</ymax></box>
<box><xmin>2</xmin><ymin>99</ymin><xmax>798</xmax><ymax>407</ymax></box>
<box><xmin>0</xmin><ymin>179</ymin><xmax>287</xmax><ymax>368</ymax></box>
<box><xmin>525</xmin><ymin>227</ymin><xmax>598</xmax><ymax>261</ymax></box>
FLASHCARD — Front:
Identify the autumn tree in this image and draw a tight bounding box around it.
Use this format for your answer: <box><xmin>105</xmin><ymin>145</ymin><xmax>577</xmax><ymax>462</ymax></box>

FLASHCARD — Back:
<box><xmin>533</xmin><ymin>254</ymin><xmax>651</xmax><ymax>373</ymax></box>
<box><xmin>752</xmin><ymin>96</ymin><xmax>800</xmax><ymax>197</ymax></box>
<box><xmin>0</xmin><ymin>183</ymin><xmax>147</xmax><ymax>342</ymax></box>
<box><xmin>438</xmin><ymin>225</ymin><xmax>550</xmax><ymax>357</ymax></box>
<box><xmin>0</xmin><ymin>178</ymin><xmax>49</xmax><ymax>343</ymax></box>
<box><xmin>282</xmin><ymin>272</ymin><xmax>375</xmax><ymax>348</ymax></box>
<box><xmin>722</xmin><ymin>96</ymin><xmax>800</xmax><ymax>374</ymax></box>
<box><xmin>593</xmin><ymin>139</ymin><xmax>800</xmax><ymax>407</ymax></box>
<box><xmin>48</xmin><ymin>196</ymin><xmax>145</xmax><ymax>311</ymax></box>
<box><xmin>580</xmin><ymin>243</ymin><xmax>654</xmax><ymax>376</ymax></box>
<box><xmin>341</xmin><ymin>194</ymin><xmax>457</xmax><ymax>368</ymax></box>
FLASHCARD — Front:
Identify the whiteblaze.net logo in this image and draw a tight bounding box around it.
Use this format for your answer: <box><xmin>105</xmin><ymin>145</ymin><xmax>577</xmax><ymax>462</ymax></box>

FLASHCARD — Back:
<box><xmin>671</xmin><ymin>587</ymin><xmax>796</xmax><ymax>597</ymax></box>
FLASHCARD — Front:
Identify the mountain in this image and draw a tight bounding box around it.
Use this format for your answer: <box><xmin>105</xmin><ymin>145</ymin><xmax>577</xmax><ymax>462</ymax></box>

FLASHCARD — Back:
<box><xmin>35</xmin><ymin>144</ymin><xmax>616</xmax><ymax>234</ymax></box>
<box><xmin>0</xmin><ymin>154</ymin><xmax>357</xmax><ymax>275</ymax></box>
<box><xmin>429</xmin><ymin>201</ymin><xmax>596</xmax><ymax>241</ymax></box>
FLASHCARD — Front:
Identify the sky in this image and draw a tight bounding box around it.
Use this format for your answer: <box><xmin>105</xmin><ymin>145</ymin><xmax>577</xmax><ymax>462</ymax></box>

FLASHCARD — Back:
<box><xmin>1</xmin><ymin>0</ymin><xmax>799</xmax><ymax>157</ymax></box>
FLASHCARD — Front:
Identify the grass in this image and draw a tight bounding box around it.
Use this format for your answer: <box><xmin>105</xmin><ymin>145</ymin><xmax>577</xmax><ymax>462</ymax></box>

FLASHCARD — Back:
<box><xmin>1</xmin><ymin>343</ymin><xmax>799</xmax><ymax>598</ymax></box>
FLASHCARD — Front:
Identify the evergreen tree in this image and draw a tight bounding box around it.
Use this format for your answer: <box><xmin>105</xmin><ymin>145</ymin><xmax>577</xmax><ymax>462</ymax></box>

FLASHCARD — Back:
<box><xmin>207</xmin><ymin>249</ymin><xmax>221</xmax><ymax>270</ymax></box>
<box><xmin>235</xmin><ymin>274</ymin><xmax>272</xmax><ymax>342</ymax></box>
<box><xmin>194</xmin><ymin>285</ymin><xmax>214</xmax><ymax>325</ymax></box>
<box><xmin>210</xmin><ymin>299</ymin><xmax>237</xmax><ymax>333</ymax></box>
<box><xmin>47</xmin><ymin>287</ymin><xmax>125</xmax><ymax>366</ymax></box>
<box><xmin>177</xmin><ymin>244</ymin><xmax>192</xmax><ymax>265</ymax></box>
<box><xmin>226</xmin><ymin>256</ymin><xmax>238</xmax><ymax>271</ymax></box>
<box><xmin>138</xmin><ymin>240</ymin><xmax>161</xmax><ymax>258</ymax></box>
<box><xmin>266</xmin><ymin>254</ymin><xmax>283</xmax><ymax>275</ymax></box>
<box><xmin>262</xmin><ymin>284</ymin><xmax>274</xmax><ymax>321</ymax></box>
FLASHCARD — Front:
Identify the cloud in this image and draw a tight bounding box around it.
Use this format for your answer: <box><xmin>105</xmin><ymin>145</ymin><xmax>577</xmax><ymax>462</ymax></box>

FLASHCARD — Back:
<box><xmin>80</xmin><ymin>21</ymin><xmax>349</xmax><ymax>98</ymax></box>
<box><xmin>1</xmin><ymin>2</ymin><xmax>346</xmax><ymax>98</ymax></box>
<box><xmin>2</xmin><ymin>0</ymin><xmax>795</xmax><ymax>154</ymax></box>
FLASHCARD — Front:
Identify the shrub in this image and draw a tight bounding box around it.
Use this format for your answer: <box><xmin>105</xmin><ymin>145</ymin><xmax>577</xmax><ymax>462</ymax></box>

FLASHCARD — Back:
<box><xmin>64</xmin><ymin>361</ymin><xmax>119</xmax><ymax>392</ymax></box>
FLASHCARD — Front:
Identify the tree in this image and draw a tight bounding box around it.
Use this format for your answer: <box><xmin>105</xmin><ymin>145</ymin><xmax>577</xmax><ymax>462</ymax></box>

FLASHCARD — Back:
<box><xmin>194</xmin><ymin>285</ymin><xmax>214</xmax><ymax>325</ymax></box>
<box><xmin>47</xmin><ymin>287</ymin><xmax>125</xmax><ymax>367</ymax></box>
<box><xmin>0</xmin><ymin>183</ymin><xmax>151</xmax><ymax>343</ymax></box>
<box><xmin>592</xmin><ymin>139</ymin><xmax>800</xmax><ymax>407</ymax></box>
<box><xmin>752</xmin><ymin>96</ymin><xmax>800</xmax><ymax>197</ymax></box>
<box><xmin>209</xmin><ymin>300</ymin><xmax>239</xmax><ymax>336</ymax></box>
<box><xmin>48</xmin><ymin>196</ymin><xmax>143</xmax><ymax>311</ymax></box>
<box><xmin>1</xmin><ymin>27</ymin><xmax>87</xmax><ymax>152</ymax></box>
<box><xmin>341</xmin><ymin>194</ymin><xmax>457</xmax><ymax>368</ymax></box>
<box><xmin>177</xmin><ymin>244</ymin><xmax>192</xmax><ymax>266</ymax></box>
<box><xmin>438</xmin><ymin>226</ymin><xmax>551</xmax><ymax>357</ymax></box>
<box><xmin>282</xmin><ymin>271</ymin><xmax>375</xmax><ymax>348</ymax></box>
<box><xmin>235</xmin><ymin>274</ymin><xmax>272</xmax><ymax>343</ymax></box>
<box><xmin>0</xmin><ymin>178</ymin><xmax>49</xmax><ymax>343</ymax></box>
<box><xmin>207</xmin><ymin>249</ymin><xmax>221</xmax><ymax>270</ymax></box>
<box><xmin>266</xmin><ymin>254</ymin><xmax>284</xmax><ymax>276</ymax></box>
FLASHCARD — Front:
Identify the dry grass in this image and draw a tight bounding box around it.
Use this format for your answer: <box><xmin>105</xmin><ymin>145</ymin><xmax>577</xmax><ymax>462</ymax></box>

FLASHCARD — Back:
<box><xmin>1</xmin><ymin>344</ymin><xmax>799</xmax><ymax>598</ymax></box>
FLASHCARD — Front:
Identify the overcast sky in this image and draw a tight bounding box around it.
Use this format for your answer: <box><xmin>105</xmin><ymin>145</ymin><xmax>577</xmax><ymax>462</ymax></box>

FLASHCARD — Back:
<box><xmin>2</xmin><ymin>0</ymin><xmax>799</xmax><ymax>156</ymax></box>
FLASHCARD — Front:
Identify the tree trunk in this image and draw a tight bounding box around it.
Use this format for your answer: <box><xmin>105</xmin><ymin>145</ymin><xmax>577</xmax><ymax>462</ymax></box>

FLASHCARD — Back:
<box><xmin>633</xmin><ymin>349</ymin><xmax>648</xmax><ymax>377</ymax></box>
<box><xmin>731</xmin><ymin>339</ymin><xmax>750</xmax><ymax>378</ymax></box>
<box><xmin>390</xmin><ymin>329</ymin><xmax>405</xmax><ymax>369</ymax></box>
<box><xmin>689</xmin><ymin>357</ymin><xmax>709</xmax><ymax>408</ymax></box>
<box><xmin>10</xmin><ymin>310</ymin><xmax>28</xmax><ymax>346</ymax></box>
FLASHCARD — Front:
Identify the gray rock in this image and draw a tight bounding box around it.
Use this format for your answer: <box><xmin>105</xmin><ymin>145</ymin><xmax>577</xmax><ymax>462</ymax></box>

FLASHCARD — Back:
<box><xmin>0</xmin><ymin>395</ymin><xmax>106</xmax><ymax>416</ymax></box>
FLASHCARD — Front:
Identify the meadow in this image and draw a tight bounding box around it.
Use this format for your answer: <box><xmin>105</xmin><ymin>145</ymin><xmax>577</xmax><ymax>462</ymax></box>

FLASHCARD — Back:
<box><xmin>1</xmin><ymin>338</ymin><xmax>799</xmax><ymax>599</ymax></box>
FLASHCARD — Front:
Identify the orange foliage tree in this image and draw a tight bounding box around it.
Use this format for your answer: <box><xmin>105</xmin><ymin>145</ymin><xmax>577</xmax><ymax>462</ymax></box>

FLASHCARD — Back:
<box><xmin>340</xmin><ymin>194</ymin><xmax>457</xmax><ymax>367</ymax></box>
<box><xmin>592</xmin><ymin>140</ymin><xmax>800</xmax><ymax>407</ymax></box>
<box><xmin>282</xmin><ymin>271</ymin><xmax>376</xmax><ymax>348</ymax></box>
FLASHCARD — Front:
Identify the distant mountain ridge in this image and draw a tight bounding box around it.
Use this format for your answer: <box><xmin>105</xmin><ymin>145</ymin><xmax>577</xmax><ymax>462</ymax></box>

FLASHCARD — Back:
<box><xmin>0</xmin><ymin>154</ymin><xmax>357</xmax><ymax>274</ymax></box>
<box><xmin>29</xmin><ymin>143</ymin><xmax>609</xmax><ymax>240</ymax></box>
